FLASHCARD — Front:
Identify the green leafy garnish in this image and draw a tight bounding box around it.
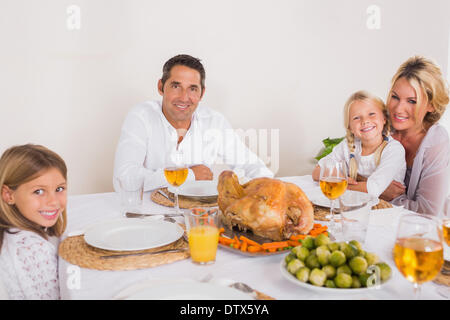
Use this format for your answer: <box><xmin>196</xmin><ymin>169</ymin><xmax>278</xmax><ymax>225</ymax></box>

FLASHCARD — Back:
<box><xmin>315</xmin><ymin>137</ymin><xmax>345</xmax><ymax>161</ymax></box>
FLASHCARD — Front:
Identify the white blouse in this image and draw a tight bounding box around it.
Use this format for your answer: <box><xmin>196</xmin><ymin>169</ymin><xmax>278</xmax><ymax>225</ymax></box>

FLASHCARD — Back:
<box><xmin>0</xmin><ymin>229</ymin><xmax>60</xmax><ymax>300</ymax></box>
<box><xmin>318</xmin><ymin>136</ymin><xmax>406</xmax><ymax>198</ymax></box>
<box><xmin>392</xmin><ymin>124</ymin><xmax>450</xmax><ymax>216</ymax></box>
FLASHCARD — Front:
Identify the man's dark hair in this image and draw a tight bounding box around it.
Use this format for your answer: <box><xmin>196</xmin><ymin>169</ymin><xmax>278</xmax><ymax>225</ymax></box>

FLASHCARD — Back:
<box><xmin>161</xmin><ymin>54</ymin><xmax>206</xmax><ymax>92</ymax></box>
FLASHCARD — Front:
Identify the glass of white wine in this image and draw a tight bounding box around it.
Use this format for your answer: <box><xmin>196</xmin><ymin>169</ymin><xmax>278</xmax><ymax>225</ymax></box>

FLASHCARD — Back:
<box><xmin>437</xmin><ymin>203</ymin><xmax>450</xmax><ymax>298</ymax></box>
<box><xmin>164</xmin><ymin>150</ymin><xmax>189</xmax><ymax>215</ymax></box>
<box><xmin>394</xmin><ymin>213</ymin><xmax>444</xmax><ymax>299</ymax></box>
<box><xmin>319</xmin><ymin>159</ymin><xmax>348</xmax><ymax>234</ymax></box>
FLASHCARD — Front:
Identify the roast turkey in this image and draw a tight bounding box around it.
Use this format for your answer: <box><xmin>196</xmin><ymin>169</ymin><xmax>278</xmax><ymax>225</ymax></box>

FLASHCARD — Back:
<box><xmin>217</xmin><ymin>171</ymin><xmax>314</xmax><ymax>241</ymax></box>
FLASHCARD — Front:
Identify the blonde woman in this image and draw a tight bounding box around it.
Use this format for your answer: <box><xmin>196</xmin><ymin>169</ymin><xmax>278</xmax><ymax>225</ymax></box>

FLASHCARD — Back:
<box><xmin>312</xmin><ymin>91</ymin><xmax>406</xmax><ymax>198</ymax></box>
<box><xmin>0</xmin><ymin>144</ymin><xmax>67</xmax><ymax>299</ymax></box>
<box><xmin>381</xmin><ymin>56</ymin><xmax>450</xmax><ymax>216</ymax></box>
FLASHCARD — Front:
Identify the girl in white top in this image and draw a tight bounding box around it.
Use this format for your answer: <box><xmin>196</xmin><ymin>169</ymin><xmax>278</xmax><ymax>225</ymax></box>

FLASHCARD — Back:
<box><xmin>312</xmin><ymin>91</ymin><xmax>406</xmax><ymax>198</ymax></box>
<box><xmin>0</xmin><ymin>144</ymin><xmax>68</xmax><ymax>300</ymax></box>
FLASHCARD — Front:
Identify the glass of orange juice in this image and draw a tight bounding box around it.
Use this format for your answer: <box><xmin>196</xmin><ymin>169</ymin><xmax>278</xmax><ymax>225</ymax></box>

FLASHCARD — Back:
<box><xmin>187</xmin><ymin>208</ymin><xmax>220</xmax><ymax>265</ymax></box>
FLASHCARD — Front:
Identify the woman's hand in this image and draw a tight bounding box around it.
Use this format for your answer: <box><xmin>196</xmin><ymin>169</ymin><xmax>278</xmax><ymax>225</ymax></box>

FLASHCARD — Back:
<box><xmin>380</xmin><ymin>180</ymin><xmax>406</xmax><ymax>201</ymax></box>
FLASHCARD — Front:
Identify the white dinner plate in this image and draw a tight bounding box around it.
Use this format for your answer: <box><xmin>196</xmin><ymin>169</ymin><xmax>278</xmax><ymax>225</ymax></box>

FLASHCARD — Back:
<box><xmin>308</xmin><ymin>188</ymin><xmax>379</xmax><ymax>209</ymax></box>
<box><xmin>168</xmin><ymin>180</ymin><xmax>218</xmax><ymax>197</ymax></box>
<box><xmin>84</xmin><ymin>218</ymin><xmax>184</xmax><ymax>251</ymax></box>
<box><xmin>280</xmin><ymin>259</ymin><xmax>389</xmax><ymax>294</ymax></box>
<box><xmin>114</xmin><ymin>278</ymin><xmax>253</xmax><ymax>300</ymax></box>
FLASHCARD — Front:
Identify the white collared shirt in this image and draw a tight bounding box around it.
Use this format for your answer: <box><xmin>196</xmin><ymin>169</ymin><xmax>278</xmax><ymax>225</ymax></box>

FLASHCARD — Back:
<box><xmin>113</xmin><ymin>100</ymin><xmax>273</xmax><ymax>191</ymax></box>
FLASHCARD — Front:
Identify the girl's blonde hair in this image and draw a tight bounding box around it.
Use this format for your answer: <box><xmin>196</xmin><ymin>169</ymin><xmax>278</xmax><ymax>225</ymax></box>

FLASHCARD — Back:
<box><xmin>343</xmin><ymin>90</ymin><xmax>390</xmax><ymax>180</ymax></box>
<box><xmin>387</xmin><ymin>56</ymin><xmax>449</xmax><ymax>128</ymax></box>
<box><xmin>0</xmin><ymin>144</ymin><xmax>67</xmax><ymax>251</ymax></box>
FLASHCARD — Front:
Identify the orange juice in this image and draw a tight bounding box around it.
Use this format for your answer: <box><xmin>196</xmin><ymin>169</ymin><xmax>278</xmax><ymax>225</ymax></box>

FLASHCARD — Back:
<box><xmin>188</xmin><ymin>225</ymin><xmax>219</xmax><ymax>264</ymax></box>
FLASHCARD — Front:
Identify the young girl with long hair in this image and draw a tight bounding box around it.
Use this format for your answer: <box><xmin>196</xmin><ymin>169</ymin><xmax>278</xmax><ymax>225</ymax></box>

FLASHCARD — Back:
<box><xmin>312</xmin><ymin>91</ymin><xmax>406</xmax><ymax>198</ymax></box>
<box><xmin>0</xmin><ymin>144</ymin><xmax>67</xmax><ymax>299</ymax></box>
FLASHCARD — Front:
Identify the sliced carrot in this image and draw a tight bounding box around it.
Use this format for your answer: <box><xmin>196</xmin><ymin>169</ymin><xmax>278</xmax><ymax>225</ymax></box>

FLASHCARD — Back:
<box><xmin>267</xmin><ymin>248</ymin><xmax>277</xmax><ymax>253</ymax></box>
<box><xmin>313</xmin><ymin>223</ymin><xmax>323</xmax><ymax>228</ymax></box>
<box><xmin>261</xmin><ymin>241</ymin><xmax>289</xmax><ymax>251</ymax></box>
<box><xmin>240</xmin><ymin>241</ymin><xmax>248</xmax><ymax>252</ymax></box>
<box><xmin>219</xmin><ymin>236</ymin><xmax>234</xmax><ymax>246</ymax></box>
<box><xmin>290</xmin><ymin>234</ymin><xmax>306</xmax><ymax>241</ymax></box>
<box><xmin>239</xmin><ymin>236</ymin><xmax>263</xmax><ymax>249</ymax></box>
<box><xmin>233</xmin><ymin>236</ymin><xmax>241</xmax><ymax>250</ymax></box>
<box><xmin>287</xmin><ymin>240</ymin><xmax>301</xmax><ymax>247</ymax></box>
<box><xmin>247</xmin><ymin>245</ymin><xmax>262</xmax><ymax>253</ymax></box>
<box><xmin>218</xmin><ymin>227</ymin><xmax>225</xmax><ymax>234</ymax></box>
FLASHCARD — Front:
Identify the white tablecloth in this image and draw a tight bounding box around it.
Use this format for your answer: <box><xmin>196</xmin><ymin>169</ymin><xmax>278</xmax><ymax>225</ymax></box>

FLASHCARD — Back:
<box><xmin>59</xmin><ymin>176</ymin><xmax>446</xmax><ymax>300</ymax></box>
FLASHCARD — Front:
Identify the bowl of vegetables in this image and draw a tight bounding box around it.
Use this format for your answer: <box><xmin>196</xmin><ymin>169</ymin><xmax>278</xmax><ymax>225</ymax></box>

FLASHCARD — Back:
<box><xmin>280</xmin><ymin>234</ymin><xmax>392</xmax><ymax>293</ymax></box>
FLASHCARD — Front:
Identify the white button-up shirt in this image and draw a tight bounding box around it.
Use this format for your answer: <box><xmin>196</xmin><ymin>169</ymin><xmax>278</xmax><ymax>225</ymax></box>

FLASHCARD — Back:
<box><xmin>113</xmin><ymin>100</ymin><xmax>273</xmax><ymax>191</ymax></box>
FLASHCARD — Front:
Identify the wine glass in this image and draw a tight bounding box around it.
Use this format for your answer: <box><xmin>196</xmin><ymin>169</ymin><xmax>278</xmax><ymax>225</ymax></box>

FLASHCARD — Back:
<box><xmin>394</xmin><ymin>213</ymin><xmax>444</xmax><ymax>299</ymax></box>
<box><xmin>437</xmin><ymin>202</ymin><xmax>450</xmax><ymax>298</ymax></box>
<box><xmin>163</xmin><ymin>150</ymin><xmax>189</xmax><ymax>215</ymax></box>
<box><xmin>319</xmin><ymin>159</ymin><xmax>348</xmax><ymax>234</ymax></box>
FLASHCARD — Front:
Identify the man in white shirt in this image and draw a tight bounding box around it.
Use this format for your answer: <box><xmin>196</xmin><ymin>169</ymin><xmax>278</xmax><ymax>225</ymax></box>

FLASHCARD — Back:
<box><xmin>113</xmin><ymin>54</ymin><xmax>273</xmax><ymax>191</ymax></box>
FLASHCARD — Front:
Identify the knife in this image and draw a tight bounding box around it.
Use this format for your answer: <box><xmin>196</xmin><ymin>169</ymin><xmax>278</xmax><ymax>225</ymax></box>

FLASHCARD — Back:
<box><xmin>100</xmin><ymin>248</ymin><xmax>188</xmax><ymax>259</ymax></box>
<box><xmin>125</xmin><ymin>212</ymin><xmax>184</xmax><ymax>218</ymax></box>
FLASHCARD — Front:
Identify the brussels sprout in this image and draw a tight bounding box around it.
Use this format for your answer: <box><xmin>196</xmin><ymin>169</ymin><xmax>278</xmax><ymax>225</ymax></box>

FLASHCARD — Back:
<box><xmin>349</xmin><ymin>240</ymin><xmax>363</xmax><ymax>252</ymax></box>
<box><xmin>287</xmin><ymin>259</ymin><xmax>305</xmax><ymax>274</ymax></box>
<box><xmin>292</xmin><ymin>246</ymin><xmax>309</xmax><ymax>261</ymax></box>
<box><xmin>351</xmin><ymin>275</ymin><xmax>362</xmax><ymax>288</ymax></box>
<box><xmin>285</xmin><ymin>253</ymin><xmax>296</xmax><ymax>264</ymax></box>
<box><xmin>349</xmin><ymin>256</ymin><xmax>368</xmax><ymax>275</ymax></box>
<box><xmin>376</xmin><ymin>262</ymin><xmax>392</xmax><ymax>282</ymax></box>
<box><xmin>305</xmin><ymin>254</ymin><xmax>321</xmax><ymax>269</ymax></box>
<box><xmin>309</xmin><ymin>249</ymin><xmax>317</xmax><ymax>257</ymax></box>
<box><xmin>336</xmin><ymin>264</ymin><xmax>352</xmax><ymax>276</ymax></box>
<box><xmin>357</xmin><ymin>250</ymin><xmax>366</xmax><ymax>257</ymax></box>
<box><xmin>302</xmin><ymin>236</ymin><xmax>315</xmax><ymax>250</ymax></box>
<box><xmin>322</xmin><ymin>265</ymin><xmax>337</xmax><ymax>279</ymax></box>
<box><xmin>364</xmin><ymin>252</ymin><xmax>380</xmax><ymax>266</ymax></box>
<box><xmin>340</xmin><ymin>243</ymin><xmax>358</xmax><ymax>259</ymax></box>
<box><xmin>309</xmin><ymin>268</ymin><xmax>327</xmax><ymax>287</ymax></box>
<box><xmin>329</xmin><ymin>250</ymin><xmax>346</xmax><ymax>267</ymax></box>
<box><xmin>314</xmin><ymin>233</ymin><xmax>331</xmax><ymax>247</ymax></box>
<box><xmin>334</xmin><ymin>273</ymin><xmax>352</xmax><ymax>288</ymax></box>
<box><xmin>316</xmin><ymin>245</ymin><xmax>330</xmax><ymax>255</ymax></box>
<box><xmin>317</xmin><ymin>250</ymin><xmax>331</xmax><ymax>266</ymax></box>
<box><xmin>295</xmin><ymin>267</ymin><xmax>310</xmax><ymax>282</ymax></box>
<box><xmin>325</xmin><ymin>279</ymin><xmax>336</xmax><ymax>288</ymax></box>
<box><xmin>328</xmin><ymin>242</ymin><xmax>340</xmax><ymax>252</ymax></box>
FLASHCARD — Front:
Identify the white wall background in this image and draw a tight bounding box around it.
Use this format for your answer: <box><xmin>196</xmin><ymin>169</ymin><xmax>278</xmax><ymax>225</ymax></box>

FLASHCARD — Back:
<box><xmin>0</xmin><ymin>0</ymin><xmax>449</xmax><ymax>195</ymax></box>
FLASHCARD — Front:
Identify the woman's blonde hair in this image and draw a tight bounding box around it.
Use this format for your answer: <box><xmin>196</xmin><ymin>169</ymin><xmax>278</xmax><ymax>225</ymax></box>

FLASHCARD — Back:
<box><xmin>343</xmin><ymin>90</ymin><xmax>390</xmax><ymax>180</ymax></box>
<box><xmin>0</xmin><ymin>144</ymin><xmax>67</xmax><ymax>251</ymax></box>
<box><xmin>387</xmin><ymin>55</ymin><xmax>449</xmax><ymax>128</ymax></box>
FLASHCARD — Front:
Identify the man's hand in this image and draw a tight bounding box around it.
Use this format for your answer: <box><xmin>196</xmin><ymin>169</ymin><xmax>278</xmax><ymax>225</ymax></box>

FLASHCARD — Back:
<box><xmin>190</xmin><ymin>165</ymin><xmax>213</xmax><ymax>180</ymax></box>
<box><xmin>379</xmin><ymin>180</ymin><xmax>406</xmax><ymax>202</ymax></box>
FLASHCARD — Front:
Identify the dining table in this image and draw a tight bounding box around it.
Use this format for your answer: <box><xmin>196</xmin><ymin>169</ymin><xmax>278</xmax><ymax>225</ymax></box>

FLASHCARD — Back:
<box><xmin>58</xmin><ymin>175</ymin><xmax>447</xmax><ymax>300</ymax></box>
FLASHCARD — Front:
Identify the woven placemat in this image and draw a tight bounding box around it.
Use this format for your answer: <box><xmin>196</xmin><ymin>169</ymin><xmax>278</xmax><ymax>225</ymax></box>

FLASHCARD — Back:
<box><xmin>433</xmin><ymin>261</ymin><xmax>450</xmax><ymax>287</ymax></box>
<box><xmin>313</xmin><ymin>199</ymin><xmax>393</xmax><ymax>221</ymax></box>
<box><xmin>59</xmin><ymin>235</ymin><xmax>189</xmax><ymax>271</ymax></box>
<box><xmin>151</xmin><ymin>187</ymin><xmax>217</xmax><ymax>209</ymax></box>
